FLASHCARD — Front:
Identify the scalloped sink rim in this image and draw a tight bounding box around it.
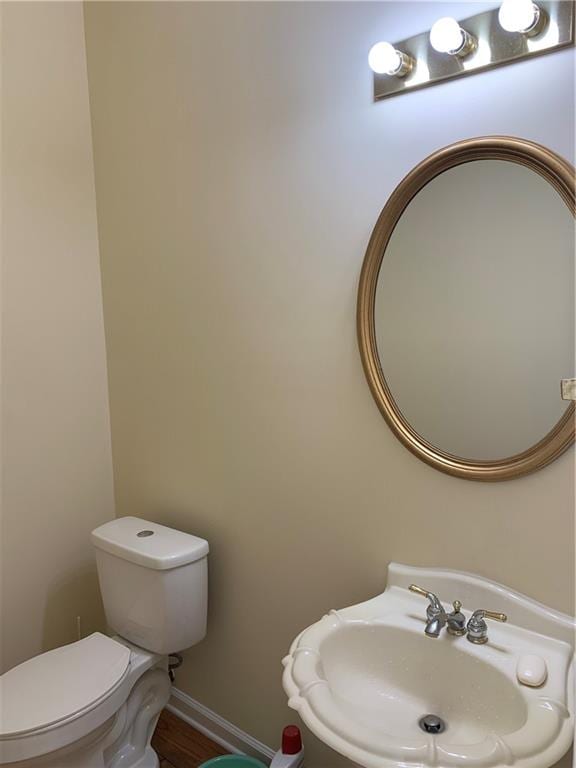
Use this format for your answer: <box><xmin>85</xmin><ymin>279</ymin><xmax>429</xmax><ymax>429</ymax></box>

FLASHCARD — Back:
<box><xmin>282</xmin><ymin>563</ymin><xmax>575</xmax><ymax>768</ymax></box>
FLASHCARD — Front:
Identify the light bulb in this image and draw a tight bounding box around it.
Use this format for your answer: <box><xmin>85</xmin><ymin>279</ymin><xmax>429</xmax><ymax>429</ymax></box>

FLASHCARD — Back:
<box><xmin>430</xmin><ymin>17</ymin><xmax>465</xmax><ymax>54</ymax></box>
<box><xmin>368</xmin><ymin>42</ymin><xmax>410</xmax><ymax>76</ymax></box>
<box><xmin>430</xmin><ymin>17</ymin><xmax>477</xmax><ymax>57</ymax></box>
<box><xmin>498</xmin><ymin>0</ymin><xmax>545</xmax><ymax>35</ymax></box>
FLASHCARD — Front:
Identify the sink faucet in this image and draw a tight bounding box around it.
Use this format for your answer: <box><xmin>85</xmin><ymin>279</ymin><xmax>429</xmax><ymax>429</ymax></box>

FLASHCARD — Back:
<box><xmin>409</xmin><ymin>584</ymin><xmax>508</xmax><ymax>643</ymax></box>
<box><xmin>409</xmin><ymin>584</ymin><xmax>466</xmax><ymax>638</ymax></box>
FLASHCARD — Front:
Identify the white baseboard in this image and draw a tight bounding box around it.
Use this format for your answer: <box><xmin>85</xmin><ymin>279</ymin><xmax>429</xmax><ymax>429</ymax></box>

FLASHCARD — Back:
<box><xmin>167</xmin><ymin>687</ymin><xmax>275</xmax><ymax>764</ymax></box>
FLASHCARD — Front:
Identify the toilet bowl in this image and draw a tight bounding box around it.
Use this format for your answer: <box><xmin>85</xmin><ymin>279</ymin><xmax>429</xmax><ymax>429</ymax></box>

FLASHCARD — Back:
<box><xmin>0</xmin><ymin>517</ymin><xmax>209</xmax><ymax>768</ymax></box>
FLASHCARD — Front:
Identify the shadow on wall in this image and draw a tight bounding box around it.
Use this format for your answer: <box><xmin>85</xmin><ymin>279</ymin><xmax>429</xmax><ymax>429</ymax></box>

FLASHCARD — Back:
<box><xmin>554</xmin><ymin>748</ymin><xmax>573</xmax><ymax>768</ymax></box>
<box><xmin>42</xmin><ymin>566</ymin><xmax>107</xmax><ymax>652</ymax></box>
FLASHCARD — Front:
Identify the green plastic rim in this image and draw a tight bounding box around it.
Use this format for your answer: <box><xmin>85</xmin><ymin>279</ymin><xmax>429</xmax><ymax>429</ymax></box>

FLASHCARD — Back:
<box><xmin>198</xmin><ymin>756</ymin><xmax>268</xmax><ymax>768</ymax></box>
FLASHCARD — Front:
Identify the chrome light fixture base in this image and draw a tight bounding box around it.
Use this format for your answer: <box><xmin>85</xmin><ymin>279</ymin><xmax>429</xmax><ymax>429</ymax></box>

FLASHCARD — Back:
<box><xmin>374</xmin><ymin>0</ymin><xmax>574</xmax><ymax>101</ymax></box>
<box><xmin>453</xmin><ymin>29</ymin><xmax>477</xmax><ymax>58</ymax></box>
<box><xmin>524</xmin><ymin>5</ymin><xmax>549</xmax><ymax>37</ymax></box>
<box><xmin>394</xmin><ymin>51</ymin><xmax>415</xmax><ymax>78</ymax></box>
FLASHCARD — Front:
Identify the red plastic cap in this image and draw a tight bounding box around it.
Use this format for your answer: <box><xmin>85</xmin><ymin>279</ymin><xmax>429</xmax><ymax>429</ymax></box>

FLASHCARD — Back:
<box><xmin>282</xmin><ymin>725</ymin><xmax>302</xmax><ymax>755</ymax></box>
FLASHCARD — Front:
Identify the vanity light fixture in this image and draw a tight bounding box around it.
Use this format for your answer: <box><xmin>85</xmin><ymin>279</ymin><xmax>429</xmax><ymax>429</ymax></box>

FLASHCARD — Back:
<box><xmin>368</xmin><ymin>42</ymin><xmax>414</xmax><ymax>77</ymax></box>
<box><xmin>498</xmin><ymin>0</ymin><xmax>548</xmax><ymax>36</ymax></box>
<box><xmin>429</xmin><ymin>17</ymin><xmax>477</xmax><ymax>58</ymax></box>
<box><xmin>370</xmin><ymin>1</ymin><xmax>574</xmax><ymax>101</ymax></box>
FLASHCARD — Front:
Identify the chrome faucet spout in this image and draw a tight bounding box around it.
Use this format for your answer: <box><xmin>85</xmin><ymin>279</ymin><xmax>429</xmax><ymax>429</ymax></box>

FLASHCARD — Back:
<box><xmin>410</xmin><ymin>585</ymin><xmax>447</xmax><ymax>638</ymax></box>
<box><xmin>424</xmin><ymin>616</ymin><xmax>446</xmax><ymax>638</ymax></box>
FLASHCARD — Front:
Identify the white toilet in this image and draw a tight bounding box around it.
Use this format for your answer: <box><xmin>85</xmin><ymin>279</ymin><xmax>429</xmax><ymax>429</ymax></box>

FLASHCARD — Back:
<box><xmin>0</xmin><ymin>517</ymin><xmax>209</xmax><ymax>768</ymax></box>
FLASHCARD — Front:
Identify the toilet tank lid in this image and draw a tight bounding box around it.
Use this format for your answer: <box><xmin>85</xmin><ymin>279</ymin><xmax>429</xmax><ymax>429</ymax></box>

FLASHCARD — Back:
<box><xmin>91</xmin><ymin>517</ymin><xmax>209</xmax><ymax>570</ymax></box>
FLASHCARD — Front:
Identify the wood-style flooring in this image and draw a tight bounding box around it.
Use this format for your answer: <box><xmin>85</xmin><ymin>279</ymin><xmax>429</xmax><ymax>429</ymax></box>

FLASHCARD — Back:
<box><xmin>152</xmin><ymin>709</ymin><xmax>228</xmax><ymax>768</ymax></box>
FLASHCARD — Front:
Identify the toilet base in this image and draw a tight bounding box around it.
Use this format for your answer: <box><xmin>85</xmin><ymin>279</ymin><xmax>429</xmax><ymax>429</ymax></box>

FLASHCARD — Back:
<box><xmin>129</xmin><ymin>746</ymin><xmax>160</xmax><ymax>768</ymax></box>
<box><xmin>3</xmin><ymin>743</ymin><xmax>161</xmax><ymax>768</ymax></box>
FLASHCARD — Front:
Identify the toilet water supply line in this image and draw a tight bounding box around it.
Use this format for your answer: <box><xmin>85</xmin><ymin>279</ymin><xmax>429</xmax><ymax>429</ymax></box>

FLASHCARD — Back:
<box><xmin>168</xmin><ymin>653</ymin><xmax>183</xmax><ymax>682</ymax></box>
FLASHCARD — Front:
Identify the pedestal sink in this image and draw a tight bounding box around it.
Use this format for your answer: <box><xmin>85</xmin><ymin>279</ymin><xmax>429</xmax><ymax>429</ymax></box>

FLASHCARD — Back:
<box><xmin>282</xmin><ymin>564</ymin><xmax>574</xmax><ymax>768</ymax></box>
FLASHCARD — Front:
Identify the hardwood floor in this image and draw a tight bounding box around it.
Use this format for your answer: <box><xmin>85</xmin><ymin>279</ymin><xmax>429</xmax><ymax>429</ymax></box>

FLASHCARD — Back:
<box><xmin>152</xmin><ymin>709</ymin><xmax>228</xmax><ymax>768</ymax></box>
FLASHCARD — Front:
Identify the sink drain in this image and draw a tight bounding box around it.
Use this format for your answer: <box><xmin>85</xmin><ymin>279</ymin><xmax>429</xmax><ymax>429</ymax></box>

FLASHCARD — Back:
<box><xmin>419</xmin><ymin>714</ymin><xmax>446</xmax><ymax>734</ymax></box>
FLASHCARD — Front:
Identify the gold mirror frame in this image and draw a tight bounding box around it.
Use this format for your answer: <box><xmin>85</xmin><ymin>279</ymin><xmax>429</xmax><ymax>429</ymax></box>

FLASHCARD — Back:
<box><xmin>357</xmin><ymin>136</ymin><xmax>575</xmax><ymax>481</ymax></box>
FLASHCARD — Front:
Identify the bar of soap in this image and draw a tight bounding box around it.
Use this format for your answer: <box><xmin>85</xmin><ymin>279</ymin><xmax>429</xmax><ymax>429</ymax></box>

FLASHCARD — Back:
<box><xmin>516</xmin><ymin>654</ymin><xmax>548</xmax><ymax>687</ymax></box>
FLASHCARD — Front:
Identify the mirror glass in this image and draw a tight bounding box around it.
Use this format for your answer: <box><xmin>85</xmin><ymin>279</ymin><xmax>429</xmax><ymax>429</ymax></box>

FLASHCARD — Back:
<box><xmin>374</xmin><ymin>160</ymin><xmax>574</xmax><ymax>460</ymax></box>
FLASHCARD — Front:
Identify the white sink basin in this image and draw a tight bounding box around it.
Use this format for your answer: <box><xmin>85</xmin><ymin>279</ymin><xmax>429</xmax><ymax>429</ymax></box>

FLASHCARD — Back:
<box><xmin>282</xmin><ymin>564</ymin><xmax>575</xmax><ymax>768</ymax></box>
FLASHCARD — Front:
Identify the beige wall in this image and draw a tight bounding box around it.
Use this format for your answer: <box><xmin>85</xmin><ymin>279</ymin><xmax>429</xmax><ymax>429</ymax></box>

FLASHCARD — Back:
<box><xmin>84</xmin><ymin>3</ymin><xmax>574</xmax><ymax>766</ymax></box>
<box><xmin>1</xmin><ymin>1</ymin><xmax>115</xmax><ymax>673</ymax></box>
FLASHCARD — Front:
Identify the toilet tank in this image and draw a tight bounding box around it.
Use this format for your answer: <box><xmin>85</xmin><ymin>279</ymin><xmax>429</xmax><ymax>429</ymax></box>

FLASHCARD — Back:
<box><xmin>91</xmin><ymin>517</ymin><xmax>209</xmax><ymax>655</ymax></box>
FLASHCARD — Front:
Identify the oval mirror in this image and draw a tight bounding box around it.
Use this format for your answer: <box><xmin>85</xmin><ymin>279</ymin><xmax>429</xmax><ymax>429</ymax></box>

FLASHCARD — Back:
<box><xmin>358</xmin><ymin>137</ymin><xmax>574</xmax><ymax>481</ymax></box>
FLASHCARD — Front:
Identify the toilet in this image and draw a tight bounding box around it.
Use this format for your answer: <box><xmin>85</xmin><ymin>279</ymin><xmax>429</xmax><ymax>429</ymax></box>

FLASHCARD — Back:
<box><xmin>0</xmin><ymin>517</ymin><xmax>209</xmax><ymax>768</ymax></box>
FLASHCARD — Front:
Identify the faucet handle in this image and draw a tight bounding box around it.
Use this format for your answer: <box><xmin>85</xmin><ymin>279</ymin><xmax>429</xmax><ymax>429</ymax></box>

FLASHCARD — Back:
<box><xmin>409</xmin><ymin>584</ymin><xmax>445</xmax><ymax>617</ymax></box>
<box><xmin>467</xmin><ymin>608</ymin><xmax>508</xmax><ymax>644</ymax></box>
<box><xmin>409</xmin><ymin>584</ymin><xmax>431</xmax><ymax>598</ymax></box>
<box><xmin>481</xmin><ymin>610</ymin><xmax>507</xmax><ymax>623</ymax></box>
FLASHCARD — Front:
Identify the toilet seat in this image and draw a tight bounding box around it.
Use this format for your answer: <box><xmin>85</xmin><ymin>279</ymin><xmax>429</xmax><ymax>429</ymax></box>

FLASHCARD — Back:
<box><xmin>0</xmin><ymin>633</ymin><xmax>131</xmax><ymax>739</ymax></box>
<box><xmin>0</xmin><ymin>634</ymin><xmax>161</xmax><ymax>765</ymax></box>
